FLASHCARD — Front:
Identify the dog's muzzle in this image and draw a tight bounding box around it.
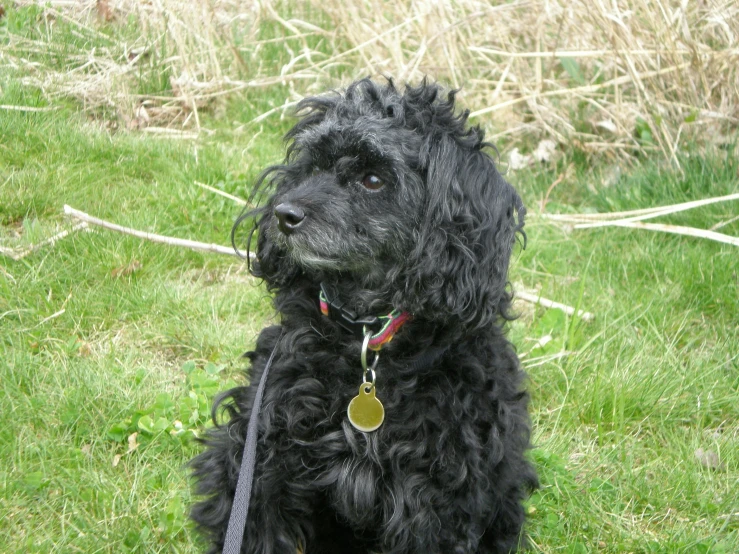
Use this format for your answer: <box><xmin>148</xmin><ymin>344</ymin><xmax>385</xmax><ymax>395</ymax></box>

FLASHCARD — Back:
<box><xmin>274</xmin><ymin>203</ymin><xmax>305</xmax><ymax>235</ymax></box>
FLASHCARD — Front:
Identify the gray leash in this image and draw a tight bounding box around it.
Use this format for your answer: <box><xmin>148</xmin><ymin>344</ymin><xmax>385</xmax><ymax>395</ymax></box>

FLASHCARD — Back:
<box><xmin>222</xmin><ymin>339</ymin><xmax>281</xmax><ymax>554</ymax></box>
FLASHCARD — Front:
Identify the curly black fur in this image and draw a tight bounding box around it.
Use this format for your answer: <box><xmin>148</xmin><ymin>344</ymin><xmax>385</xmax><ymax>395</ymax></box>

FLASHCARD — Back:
<box><xmin>190</xmin><ymin>78</ymin><xmax>537</xmax><ymax>554</ymax></box>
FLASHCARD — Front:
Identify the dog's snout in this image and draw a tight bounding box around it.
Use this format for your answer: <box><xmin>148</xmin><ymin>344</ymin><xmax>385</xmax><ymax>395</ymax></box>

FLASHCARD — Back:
<box><xmin>274</xmin><ymin>203</ymin><xmax>306</xmax><ymax>235</ymax></box>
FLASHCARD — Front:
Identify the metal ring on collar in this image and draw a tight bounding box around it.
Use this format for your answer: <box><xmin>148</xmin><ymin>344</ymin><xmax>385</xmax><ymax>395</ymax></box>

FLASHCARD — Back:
<box><xmin>361</xmin><ymin>329</ymin><xmax>380</xmax><ymax>378</ymax></box>
<box><xmin>363</xmin><ymin>367</ymin><xmax>377</xmax><ymax>386</ymax></box>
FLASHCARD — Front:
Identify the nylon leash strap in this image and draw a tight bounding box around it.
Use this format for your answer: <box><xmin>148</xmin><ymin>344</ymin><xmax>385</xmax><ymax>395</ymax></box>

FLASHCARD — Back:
<box><xmin>222</xmin><ymin>339</ymin><xmax>281</xmax><ymax>554</ymax></box>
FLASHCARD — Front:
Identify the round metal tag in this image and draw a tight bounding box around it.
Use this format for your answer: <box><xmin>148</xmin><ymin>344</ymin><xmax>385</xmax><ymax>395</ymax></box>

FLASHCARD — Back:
<box><xmin>347</xmin><ymin>383</ymin><xmax>385</xmax><ymax>432</ymax></box>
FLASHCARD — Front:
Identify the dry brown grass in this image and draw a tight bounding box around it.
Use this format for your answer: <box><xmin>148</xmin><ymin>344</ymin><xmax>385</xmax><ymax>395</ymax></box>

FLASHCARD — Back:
<box><xmin>6</xmin><ymin>0</ymin><xmax>739</xmax><ymax>159</ymax></box>
<box><xmin>313</xmin><ymin>0</ymin><xmax>739</xmax><ymax>162</ymax></box>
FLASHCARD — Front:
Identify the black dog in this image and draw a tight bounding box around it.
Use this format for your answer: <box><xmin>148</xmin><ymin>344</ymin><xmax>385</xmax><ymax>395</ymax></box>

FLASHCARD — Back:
<box><xmin>190</xmin><ymin>79</ymin><xmax>537</xmax><ymax>554</ymax></box>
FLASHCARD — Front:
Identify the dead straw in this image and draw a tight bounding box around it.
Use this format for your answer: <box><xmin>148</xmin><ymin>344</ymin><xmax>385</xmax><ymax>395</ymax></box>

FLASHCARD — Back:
<box><xmin>5</xmin><ymin>0</ymin><xmax>736</xmax><ymax>159</ymax></box>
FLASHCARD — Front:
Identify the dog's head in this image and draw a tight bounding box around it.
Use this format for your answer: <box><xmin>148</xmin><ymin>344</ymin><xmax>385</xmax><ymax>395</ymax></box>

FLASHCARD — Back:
<box><xmin>238</xmin><ymin>79</ymin><xmax>525</xmax><ymax>331</ymax></box>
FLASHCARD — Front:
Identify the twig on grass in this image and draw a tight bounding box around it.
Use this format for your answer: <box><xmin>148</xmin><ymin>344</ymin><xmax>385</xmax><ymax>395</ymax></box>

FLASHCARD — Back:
<box><xmin>251</xmin><ymin>99</ymin><xmax>301</xmax><ymax>124</ymax></box>
<box><xmin>194</xmin><ymin>181</ymin><xmax>249</xmax><ymax>206</ymax></box>
<box><xmin>521</xmin><ymin>351</ymin><xmax>572</xmax><ymax>368</ymax></box>
<box><xmin>515</xmin><ymin>291</ymin><xmax>594</xmax><ymax>321</ymax></box>
<box><xmin>541</xmin><ymin>193</ymin><xmax>739</xmax><ymax>223</ymax></box>
<box><xmin>540</xmin><ymin>193</ymin><xmax>739</xmax><ymax>247</ymax></box>
<box><xmin>585</xmin><ymin>221</ymin><xmax>739</xmax><ymax>247</ymax></box>
<box><xmin>36</xmin><ymin>292</ymin><xmax>73</xmax><ymax>327</ymax></box>
<box><xmin>710</xmin><ymin>214</ymin><xmax>739</xmax><ymax>231</ymax></box>
<box><xmin>572</xmin><ymin>193</ymin><xmax>739</xmax><ymax>228</ymax></box>
<box><xmin>0</xmin><ymin>104</ymin><xmax>57</xmax><ymax>112</ymax></box>
<box><xmin>63</xmin><ymin>205</ymin><xmax>252</xmax><ymax>259</ymax></box>
<box><xmin>141</xmin><ymin>127</ymin><xmax>200</xmax><ymax>139</ymax></box>
<box><xmin>0</xmin><ymin>222</ymin><xmax>89</xmax><ymax>261</ymax></box>
<box><xmin>37</xmin><ymin>308</ymin><xmax>66</xmax><ymax>326</ymax></box>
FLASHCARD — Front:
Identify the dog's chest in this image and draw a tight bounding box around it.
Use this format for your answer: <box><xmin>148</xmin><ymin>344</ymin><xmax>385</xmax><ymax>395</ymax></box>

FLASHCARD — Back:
<box><xmin>265</xmin><ymin>336</ymin><xmax>502</xmax><ymax>532</ymax></box>
<box><xmin>277</xmin><ymin>365</ymin><xmax>472</xmax><ymax>526</ymax></box>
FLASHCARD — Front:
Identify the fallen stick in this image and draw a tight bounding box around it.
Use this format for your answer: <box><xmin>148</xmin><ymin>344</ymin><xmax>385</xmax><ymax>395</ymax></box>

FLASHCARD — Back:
<box><xmin>0</xmin><ymin>222</ymin><xmax>89</xmax><ymax>261</ymax></box>
<box><xmin>586</xmin><ymin>221</ymin><xmax>739</xmax><ymax>247</ymax></box>
<box><xmin>63</xmin><ymin>205</ymin><xmax>253</xmax><ymax>259</ymax></box>
<box><xmin>710</xmin><ymin>214</ymin><xmax>739</xmax><ymax>231</ymax></box>
<box><xmin>573</xmin><ymin>192</ymin><xmax>739</xmax><ymax>228</ymax></box>
<box><xmin>515</xmin><ymin>291</ymin><xmax>594</xmax><ymax>321</ymax></box>
<box><xmin>541</xmin><ymin>192</ymin><xmax>739</xmax><ymax>222</ymax></box>
<box><xmin>0</xmin><ymin>104</ymin><xmax>57</xmax><ymax>112</ymax></box>
<box><xmin>539</xmin><ymin>193</ymin><xmax>739</xmax><ymax>247</ymax></box>
<box><xmin>141</xmin><ymin>127</ymin><xmax>200</xmax><ymax>139</ymax></box>
<box><xmin>194</xmin><ymin>181</ymin><xmax>249</xmax><ymax>206</ymax></box>
<box><xmin>522</xmin><ymin>351</ymin><xmax>573</xmax><ymax>369</ymax></box>
<box><xmin>37</xmin><ymin>308</ymin><xmax>66</xmax><ymax>326</ymax></box>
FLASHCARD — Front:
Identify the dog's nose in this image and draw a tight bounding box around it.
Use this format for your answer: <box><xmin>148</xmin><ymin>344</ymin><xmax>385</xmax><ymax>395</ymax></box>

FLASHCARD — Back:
<box><xmin>274</xmin><ymin>203</ymin><xmax>306</xmax><ymax>235</ymax></box>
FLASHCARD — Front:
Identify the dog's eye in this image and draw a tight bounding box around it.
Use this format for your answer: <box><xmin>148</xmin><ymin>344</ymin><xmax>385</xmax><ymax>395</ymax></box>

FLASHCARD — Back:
<box><xmin>361</xmin><ymin>174</ymin><xmax>384</xmax><ymax>191</ymax></box>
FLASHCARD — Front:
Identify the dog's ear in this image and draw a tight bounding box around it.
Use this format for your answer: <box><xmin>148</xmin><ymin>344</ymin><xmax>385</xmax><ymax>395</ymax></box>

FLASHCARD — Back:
<box><xmin>399</xmin><ymin>133</ymin><xmax>525</xmax><ymax>330</ymax></box>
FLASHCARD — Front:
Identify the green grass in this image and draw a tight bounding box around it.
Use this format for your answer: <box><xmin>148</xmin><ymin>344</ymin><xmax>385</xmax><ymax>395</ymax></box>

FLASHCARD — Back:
<box><xmin>0</xmin><ymin>79</ymin><xmax>284</xmax><ymax>552</ymax></box>
<box><xmin>2</xmin><ymin>7</ymin><xmax>738</xmax><ymax>553</ymax></box>
<box><xmin>508</xmin><ymin>154</ymin><xmax>739</xmax><ymax>553</ymax></box>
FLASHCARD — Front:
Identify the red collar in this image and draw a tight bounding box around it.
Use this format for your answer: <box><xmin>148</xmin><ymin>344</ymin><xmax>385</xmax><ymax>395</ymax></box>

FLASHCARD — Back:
<box><xmin>319</xmin><ymin>284</ymin><xmax>411</xmax><ymax>351</ymax></box>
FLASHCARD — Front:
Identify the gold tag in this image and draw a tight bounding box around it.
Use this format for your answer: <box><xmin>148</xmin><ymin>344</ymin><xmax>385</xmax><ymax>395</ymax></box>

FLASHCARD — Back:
<box><xmin>347</xmin><ymin>383</ymin><xmax>385</xmax><ymax>432</ymax></box>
